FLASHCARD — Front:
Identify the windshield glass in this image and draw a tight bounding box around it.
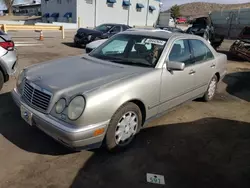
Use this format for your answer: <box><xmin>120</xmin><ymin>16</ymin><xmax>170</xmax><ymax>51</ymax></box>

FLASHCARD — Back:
<box><xmin>94</xmin><ymin>24</ymin><xmax>113</xmax><ymax>32</ymax></box>
<box><xmin>89</xmin><ymin>34</ymin><xmax>167</xmax><ymax>67</ymax></box>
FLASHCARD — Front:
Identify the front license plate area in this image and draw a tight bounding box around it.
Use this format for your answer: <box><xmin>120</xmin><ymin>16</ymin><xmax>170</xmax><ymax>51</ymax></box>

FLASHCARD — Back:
<box><xmin>21</xmin><ymin>105</ymin><xmax>33</xmax><ymax>126</ymax></box>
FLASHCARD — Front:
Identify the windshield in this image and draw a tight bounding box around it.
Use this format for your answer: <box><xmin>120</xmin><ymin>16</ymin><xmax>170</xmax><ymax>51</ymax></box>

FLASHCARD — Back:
<box><xmin>89</xmin><ymin>34</ymin><xmax>167</xmax><ymax>67</ymax></box>
<box><xmin>94</xmin><ymin>24</ymin><xmax>113</xmax><ymax>32</ymax></box>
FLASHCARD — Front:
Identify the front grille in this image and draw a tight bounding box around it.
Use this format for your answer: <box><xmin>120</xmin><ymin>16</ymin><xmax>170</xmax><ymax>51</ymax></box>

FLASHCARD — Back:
<box><xmin>22</xmin><ymin>80</ymin><xmax>52</xmax><ymax>112</ymax></box>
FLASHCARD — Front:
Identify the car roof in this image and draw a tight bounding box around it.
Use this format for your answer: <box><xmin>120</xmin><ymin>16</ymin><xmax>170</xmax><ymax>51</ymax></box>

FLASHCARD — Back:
<box><xmin>121</xmin><ymin>30</ymin><xmax>188</xmax><ymax>40</ymax></box>
<box><xmin>101</xmin><ymin>23</ymin><xmax>128</xmax><ymax>26</ymax></box>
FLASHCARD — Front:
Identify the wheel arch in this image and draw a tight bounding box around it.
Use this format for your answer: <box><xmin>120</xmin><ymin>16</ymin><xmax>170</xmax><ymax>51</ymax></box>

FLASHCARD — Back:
<box><xmin>215</xmin><ymin>72</ymin><xmax>220</xmax><ymax>81</ymax></box>
<box><xmin>116</xmin><ymin>98</ymin><xmax>147</xmax><ymax>126</ymax></box>
<box><xmin>127</xmin><ymin>99</ymin><xmax>146</xmax><ymax>125</ymax></box>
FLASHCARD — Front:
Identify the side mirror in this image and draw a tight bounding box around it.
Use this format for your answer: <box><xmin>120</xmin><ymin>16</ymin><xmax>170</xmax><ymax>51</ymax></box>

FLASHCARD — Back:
<box><xmin>167</xmin><ymin>61</ymin><xmax>185</xmax><ymax>71</ymax></box>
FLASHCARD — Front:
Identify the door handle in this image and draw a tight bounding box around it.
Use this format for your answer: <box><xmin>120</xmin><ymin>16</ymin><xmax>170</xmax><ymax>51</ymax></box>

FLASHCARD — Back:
<box><xmin>189</xmin><ymin>70</ymin><xmax>196</xmax><ymax>75</ymax></box>
<box><xmin>210</xmin><ymin>64</ymin><xmax>215</xmax><ymax>68</ymax></box>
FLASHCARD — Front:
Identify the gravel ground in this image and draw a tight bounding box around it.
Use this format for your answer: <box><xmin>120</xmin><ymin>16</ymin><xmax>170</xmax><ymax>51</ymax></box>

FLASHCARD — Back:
<box><xmin>0</xmin><ymin>31</ymin><xmax>250</xmax><ymax>188</ymax></box>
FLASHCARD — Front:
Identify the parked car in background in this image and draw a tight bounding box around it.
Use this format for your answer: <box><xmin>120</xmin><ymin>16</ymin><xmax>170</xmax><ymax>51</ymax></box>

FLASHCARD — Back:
<box><xmin>12</xmin><ymin>30</ymin><xmax>227</xmax><ymax>151</ymax></box>
<box><xmin>176</xmin><ymin>17</ymin><xmax>187</xmax><ymax>24</ymax></box>
<box><xmin>186</xmin><ymin>16</ymin><xmax>224</xmax><ymax>49</ymax></box>
<box><xmin>230</xmin><ymin>26</ymin><xmax>250</xmax><ymax>61</ymax></box>
<box><xmin>74</xmin><ymin>23</ymin><xmax>131</xmax><ymax>47</ymax></box>
<box><xmin>156</xmin><ymin>26</ymin><xmax>184</xmax><ymax>33</ymax></box>
<box><xmin>0</xmin><ymin>30</ymin><xmax>17</xmax><ymax>91</ymax></box>
<box><xmin>86</xmin><ymin>39</ymin><xmax>107</xmax><ymax>53</ymax></box>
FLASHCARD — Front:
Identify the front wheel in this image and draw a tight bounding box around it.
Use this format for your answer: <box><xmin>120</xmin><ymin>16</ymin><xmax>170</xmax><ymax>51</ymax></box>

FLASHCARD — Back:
<box><xmin>202</xmin><ymin>75</ymin><xmax>218</xmax><ymax>101</ymax></box>
<box><xmin>105</xmin><ymin>102</ymin><xmax>142</xmax><ymax>151</ymax></box>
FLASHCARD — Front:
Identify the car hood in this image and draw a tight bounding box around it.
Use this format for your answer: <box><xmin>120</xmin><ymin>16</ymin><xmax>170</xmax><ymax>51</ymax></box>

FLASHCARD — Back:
<box><xmin>24</xmin><ymin>55</ymin><xmax>151</xmax><ymax>97</ymax></box>
<box><xmin>77</xmin><ymin>28</ymin><xmax>102</xmax><ymax>35</ymax></box>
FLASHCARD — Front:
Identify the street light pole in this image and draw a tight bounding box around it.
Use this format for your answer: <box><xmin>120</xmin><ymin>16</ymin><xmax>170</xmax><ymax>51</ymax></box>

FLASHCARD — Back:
<box><xmin>145</xmin><ymin>0</ymin><xmax>149</xmax><ymax>26</ymax></box>
<box><xmin>127</xmin><ymin>0</ymin><xmax>131</xmax><ymax>25</ymax></box>
<box><xmin>94</xmin><ymin>0</ymin><xmax>97</xmax><ymax>27</ymax></box>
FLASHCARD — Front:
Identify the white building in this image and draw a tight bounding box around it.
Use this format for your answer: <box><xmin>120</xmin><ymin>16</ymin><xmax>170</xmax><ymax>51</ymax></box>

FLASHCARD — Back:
<box><xmin>41</xmin><ymin>0</ymin><xmax>161</xmax><ymax>27</ymax></box>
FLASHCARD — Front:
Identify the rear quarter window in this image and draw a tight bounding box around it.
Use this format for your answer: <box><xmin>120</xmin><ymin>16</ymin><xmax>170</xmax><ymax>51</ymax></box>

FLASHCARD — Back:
<box><xmin>189</xmin><ymin>39</ymin><xmax>214</xmax><ymax>63</ymax></box>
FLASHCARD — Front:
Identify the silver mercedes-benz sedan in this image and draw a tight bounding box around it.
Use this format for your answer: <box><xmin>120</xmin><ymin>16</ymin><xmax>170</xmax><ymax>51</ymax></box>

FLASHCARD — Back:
<box><xmin>12</xmin><ymin>30</ymin><xmax>227</xmax><ymax>151</ymax></box>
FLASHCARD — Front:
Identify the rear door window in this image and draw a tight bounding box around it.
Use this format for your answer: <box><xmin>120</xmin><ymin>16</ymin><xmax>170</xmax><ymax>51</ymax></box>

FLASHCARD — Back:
<box><xmin>189</xmin><ymin>39</ymin><xmax>214</xmax><ymax>63</ymax></box>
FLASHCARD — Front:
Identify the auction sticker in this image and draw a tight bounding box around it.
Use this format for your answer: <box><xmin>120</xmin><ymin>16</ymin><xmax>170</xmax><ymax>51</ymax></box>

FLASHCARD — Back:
<box><xmin>145</xmin><ymin>39</ymin><xmax>166</xmax><ymax>45</ymax></box>
<box><xmin>146</xmin><ymin>173</ymin><xmax>165</xmax><ymax>185</ymax></box>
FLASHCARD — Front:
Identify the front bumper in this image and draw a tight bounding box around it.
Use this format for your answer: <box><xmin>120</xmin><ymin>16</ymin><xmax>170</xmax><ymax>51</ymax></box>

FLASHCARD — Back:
<box><xmin>11</xmin><ymin>88</ymin><xmax>109</xmax><ymax>150</ymax></box>
<box><xmin>74</xmin><ymin>35</ymin><xmax>90</xmax><ymax>45</ymax></box>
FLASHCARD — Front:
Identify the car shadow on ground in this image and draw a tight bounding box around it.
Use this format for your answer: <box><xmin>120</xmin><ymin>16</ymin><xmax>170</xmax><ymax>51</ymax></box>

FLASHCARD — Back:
<box><xmin>0</xmin><ymin>92</ymin><xmax>72</xmax><ymax>155</ymax></box>
<box><xmin>223</xmin><ymin>71</ymin><xmax>250</xmax><ymax>102</ymax></box>
<box><xmin>62</xmin><ymin>42</ymin><xmax>84</xmax><ymax>49</ymax></box>
<box><xmin>217</xmin><ymin>50</ymin><xmax>247</xmax><ymax>62</ymax></box>
<box><xmin>70</xmin><ymin>118</ymin><xmax>250</xmax><ymax>188</ymax></box>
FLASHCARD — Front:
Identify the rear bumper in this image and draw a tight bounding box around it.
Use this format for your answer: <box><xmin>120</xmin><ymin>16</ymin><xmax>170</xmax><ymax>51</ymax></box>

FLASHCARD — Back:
<box><xmin>0</xmin><ymin>50</ymin><xmax>18</xmax><ymax>76</ymax></box>
<box><xmin>11</xmin><ymin>88</ymin><xmax>109</xmax><ymax>150</ymax></box>
<box><xmin>220</xmin><ymin>70</ymin><xmax>227</xmax><ymax>81</ymax></box>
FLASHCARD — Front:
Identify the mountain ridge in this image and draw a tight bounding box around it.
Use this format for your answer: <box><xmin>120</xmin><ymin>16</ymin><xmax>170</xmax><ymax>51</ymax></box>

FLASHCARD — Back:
<box><xmin>166</xmin><ymin>2</ymin><xmax>250</xmax><ymax>17</ymax></box>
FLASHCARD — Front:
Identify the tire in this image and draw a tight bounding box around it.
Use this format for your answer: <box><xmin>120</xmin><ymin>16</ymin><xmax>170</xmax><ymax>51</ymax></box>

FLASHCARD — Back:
<box><xmin>105</xmin><ymin>102</ymin><xmax>142</xmax><ymax>151</ymax></box>
<box><xmin>0</xmin><ymin>71</ymin><xmax>4</xmax><ymax>91</ymax></box>
<box><xmin>202</xmin><ymin>75</ymin><xmax>218</xmax><ymax>102</ymax></box>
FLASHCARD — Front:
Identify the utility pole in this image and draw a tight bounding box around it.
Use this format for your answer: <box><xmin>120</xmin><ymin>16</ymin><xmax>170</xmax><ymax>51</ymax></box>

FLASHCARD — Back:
<box><xmin>145</xmin><ymin>0</ymin><xmax>149</xmax><ymax>26</ymax></box>
<box><xmin>94</xmin><ymin>0</ymin><xmax>97</xmax><ymax>27</ymax></box>
<box><xmin>127</xmin><ymin>0</ymin><xmax>131</xmax><ymax>25</ymax></box>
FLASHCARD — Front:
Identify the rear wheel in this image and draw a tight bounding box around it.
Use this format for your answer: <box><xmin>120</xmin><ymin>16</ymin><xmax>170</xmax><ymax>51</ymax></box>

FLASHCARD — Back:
<box><xmin>105</xmin><ymin>102</ymin><xmax>142</xmax><ymax>151</ymax></box>
<box><xmin>202</xmin><ymin>75</ymin><xmax>218</xmax><ymax>101</ymax></box>
<box><xmin>0</xmin><ymin>71</ymin><xmax>4</xmax><ymax>91</ymax></box>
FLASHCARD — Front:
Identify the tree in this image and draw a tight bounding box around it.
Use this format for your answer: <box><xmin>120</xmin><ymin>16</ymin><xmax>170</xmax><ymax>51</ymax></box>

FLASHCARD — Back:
<box><xmin>3</xmin><ymin>0</ymin><xmax>15</xmax><ymax>15</ymax></box>
<box><xmin>170</xmin><ymin>4</ymin><xmax>181</xmax><ymax>19</ymax></box>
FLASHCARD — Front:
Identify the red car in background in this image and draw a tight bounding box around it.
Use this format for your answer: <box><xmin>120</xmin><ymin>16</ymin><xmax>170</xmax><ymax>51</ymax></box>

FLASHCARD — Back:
<box><xmin>176</xmin><ymin>17</ymin><xmax>187</xmax><ymax>24</ymax></box>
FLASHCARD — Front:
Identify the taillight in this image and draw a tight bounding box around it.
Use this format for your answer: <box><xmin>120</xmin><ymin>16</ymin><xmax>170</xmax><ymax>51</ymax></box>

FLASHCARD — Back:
<box><xmin>0</xmin><ymin>41</ymin><xmax>14</xmax><ymax>51</ymax></box>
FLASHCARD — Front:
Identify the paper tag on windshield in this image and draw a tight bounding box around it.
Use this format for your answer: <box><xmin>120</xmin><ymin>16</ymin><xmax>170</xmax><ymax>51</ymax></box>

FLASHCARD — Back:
<box><xmin>145</xmin><ymin>39</ymin><xmax>166</xmax><ymax>46</ymax></box>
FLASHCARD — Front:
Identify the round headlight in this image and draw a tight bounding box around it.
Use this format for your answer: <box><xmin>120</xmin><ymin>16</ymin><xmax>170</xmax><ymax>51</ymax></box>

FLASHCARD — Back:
<box><xmin>55</xmin><ymin>98</ymin><xmax>66</xmax><ymax>114</ymax></box>
<box><xmin>68</xmin><ymin>96</ymin><xmax>85</xmax><ymax>120</ymax></box>
<box><xmin>16</xmin><ymin>70</ymin><xmax>24</xmax><ymax>87</ymax></box>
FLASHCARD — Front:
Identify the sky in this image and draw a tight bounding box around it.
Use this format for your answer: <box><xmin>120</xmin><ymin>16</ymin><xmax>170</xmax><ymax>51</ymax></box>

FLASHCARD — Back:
<box><xmin>161</xmin><ymin>0</ymin><xmax>250</xmax><ymax>10</ymax></box>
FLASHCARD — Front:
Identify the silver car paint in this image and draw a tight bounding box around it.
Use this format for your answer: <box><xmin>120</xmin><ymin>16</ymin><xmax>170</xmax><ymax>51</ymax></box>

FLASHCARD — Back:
<box><xmin>12</xmin><ymin>31</ymin><xmax>227</xmax><ymax>149</ymax></box>
<box><xmin>86</xmin><ymin>39</ymin><xmax>107</xmax><ymax>50</ymax></box>
<box><xmin>0</xmin><ymin>50</ymin><xmax>17</xmax><ymax>75</ymax></box>
<box><xmin>0</xmin><ymin>33</ymin><xmax>17</xmax><ymax>76</ymax></box>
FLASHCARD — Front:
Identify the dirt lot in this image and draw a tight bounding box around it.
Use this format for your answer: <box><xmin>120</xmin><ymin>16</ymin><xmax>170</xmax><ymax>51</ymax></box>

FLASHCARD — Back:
<box><xmin>0</xmin><ymin>31</ymin><xmax>250</xmax><ymax>188</ymax></box>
